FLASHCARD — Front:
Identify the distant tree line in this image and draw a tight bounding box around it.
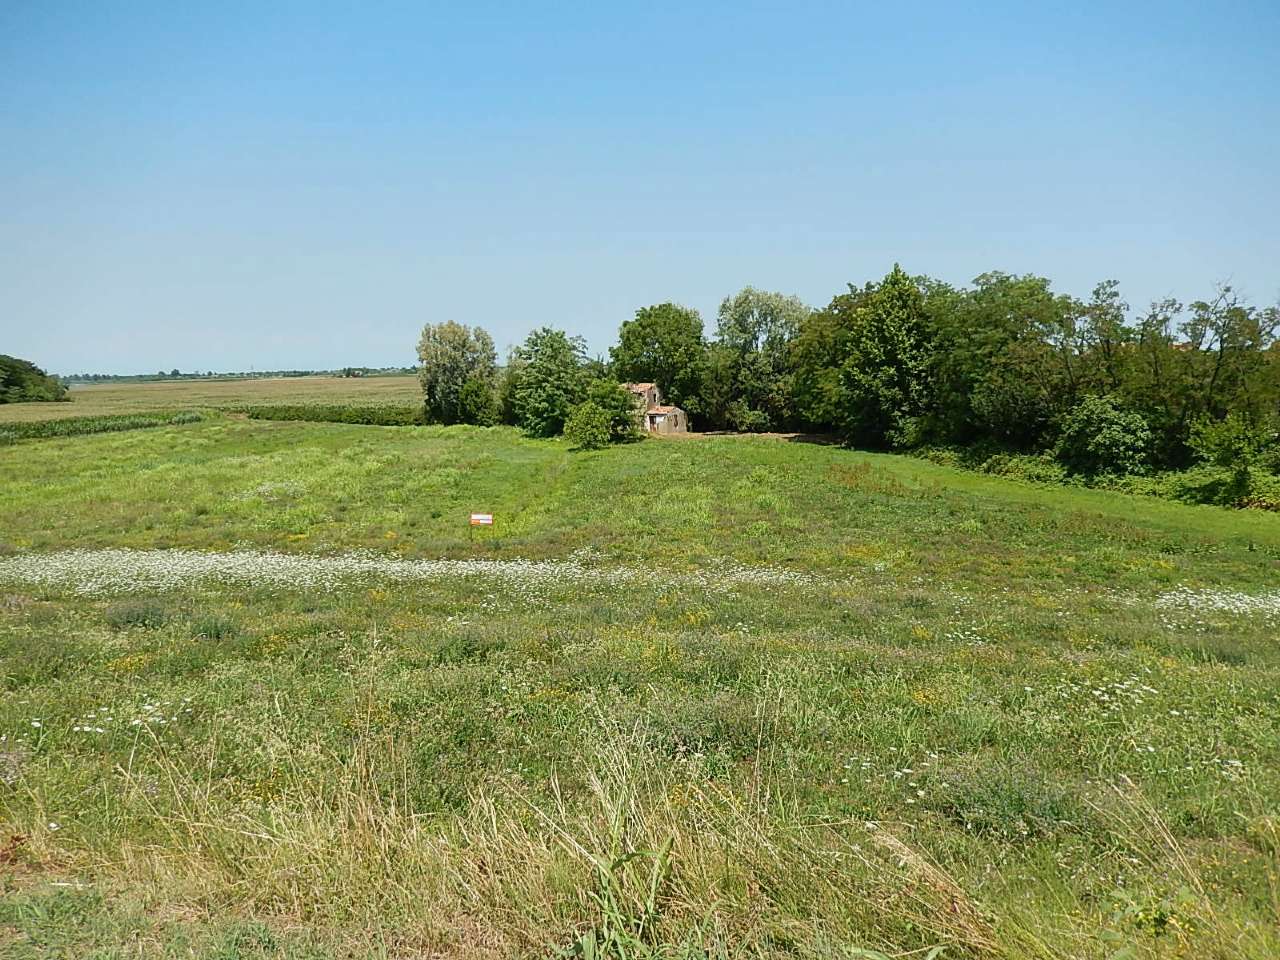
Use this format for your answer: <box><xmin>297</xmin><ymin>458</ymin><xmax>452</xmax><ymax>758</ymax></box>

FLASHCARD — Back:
<box><xmin>61</xmin><ymin>366</ymin><xmax>417</xmax><ymax>383</ymax></box>
<box><xmin>418</xmin><ymin>267</ymin><xmax>1280</xmax><ymax>498</ymax></box>
<box><xmin>1</xmin><ymin>355</ymin><xmax>68</xmax><ymax>403</ymax></box>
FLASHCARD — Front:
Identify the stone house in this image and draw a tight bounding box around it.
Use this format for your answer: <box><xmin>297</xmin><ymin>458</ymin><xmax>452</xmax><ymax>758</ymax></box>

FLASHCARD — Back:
<box><xmin>623</xmin><ymin>382</ymin><xmax>688</xmax><ymax>435</ymax></box>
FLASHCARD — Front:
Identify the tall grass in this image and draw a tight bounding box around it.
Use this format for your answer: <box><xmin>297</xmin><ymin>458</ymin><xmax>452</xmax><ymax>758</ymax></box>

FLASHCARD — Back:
<box><xmin>100</xmin><ymin>722</ymin><xmax>1001</xmax><ymax>957</ymax></box>
<box><xmin>77</xmin><ymin>718</ymin><xmax>1275</xmax><ymax>959</ymax></box>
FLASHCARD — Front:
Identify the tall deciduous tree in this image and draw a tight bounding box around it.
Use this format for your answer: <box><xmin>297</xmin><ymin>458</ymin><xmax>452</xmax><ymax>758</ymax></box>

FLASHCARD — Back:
<box><xmin>929</xmin><ymin>272</ymin><xmax>1078</xmax><ymax>448</ymax></box>
<box><xmin>837</xmin><ymin>265</ymin><xmax>936</xmax><ymax>447</ymax></box>
<box><xmin>610</xmin><ymin>303</ymin><xmax>706</xmax><ymax>412</ymax></box>
<box><xmin>416</xmin><ymin>321</ymin><xmax>498</xmax><ymax>425</ymax></box>
<box><xmin>509</xmin><ymin>327</ymin><xmax>589</xmax><ymax>437</ymax></box>
<box><xmin>714</xmin><ymin>287</ymin><xmax>810</xmax><ymax>430</ymax></box>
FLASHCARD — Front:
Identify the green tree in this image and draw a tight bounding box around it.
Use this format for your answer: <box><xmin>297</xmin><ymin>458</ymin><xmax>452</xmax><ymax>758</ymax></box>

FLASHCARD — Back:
<box><xmin>1055</xmin><ymin>395</ymin><xmax>1153</xmax><ymax>477</ymax></box>
<box><xmin>497</xmin><ymin>357</ymin><xmax>524</xmax><ymax>426</ymax></box>
<box><xmin>789</xmin><ymin>295</ymin><xmax>863</xmax><ymax>431</ymax></box>
<box><xmin>1077</xmin><ymin>279</ymin><xmax>1132</xmax><ymax>394</ymax></box>
<box><xmin>699</xmin><ymin>343</ymin><xmax>738</xmax><ymax>431</ymax></box>
<box><xmin>584</xmin><ymin>379</ymin><xmax>642</xmax><ymax>441</ymax></box>
<box><xmin>714</xmin><ymin>287</ymin><xmax>810</xmax><ymax>430</ymax></box>
<box><xmin>510</xmin><ymin>327</ymin><xmax>589</xmax><ymax>437</ymax></box>
<box><xmin>835</xmin><ymin>264</ymin><xmax>936</xmax><ymax>447</ymax></box>
<box><xmin>0</xmin><ymin>355</ymin><xmax>68</xmax><ymax>403</ymax></box>
<box><xmin>610</xmin><ymin>303</ymin><xmax>706</xmax><ymax>412</ymax></box>
<box><xmin>563</xmin><ymin>401</ymin><xmax>612</xmax><ymax>450</ymax></box>
<box><xmin>416</xmin><ymin>321</ymin><xmax>498</xmax><ymax>425</ymax></box>
<box><xmin>457</xmin><ymin>376</ymin><xmax>498</xmax><ymax>426</ymax></box>
<box><xmin>1128</xmin><ymin>290</ymin><xmax>1280</xmax><ymax>467</ymax></box>
<box><xmin>1189</xmin><ymin>413</ymin><xmax>1277</xmax><ymax>501</ymax></box>
<box><xmin>929</xmin><ymin>272</ymin><xmax>1079</xmax><ymax>448</ymax></box>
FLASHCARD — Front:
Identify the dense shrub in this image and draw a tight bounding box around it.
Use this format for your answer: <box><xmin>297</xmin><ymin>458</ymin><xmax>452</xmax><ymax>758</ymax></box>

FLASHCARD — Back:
<box><xmin>584</xmin><ymin>380</ymin><xmax>642</xmax><ymax>441</ymax></box>
<box><xmin>1055</xmin><ymin>395</ymin><xmax>1152</xmax><ymax>478</ymax></box>
<box><xmin>563</xmin><ymin>401</ymin><xmax>611</xmax><ymax>450</ymax></box>
<box><xmin>0</xmin><ymin>411</ymin><xmax>203</xmax><ymax>444</ymax></box>
<box><xmin>1188</xmin><ymin>413</ymin><xmax>1277</xmax><ymax>501</ymax></box>
<box><xmin>1</xmin><ymin>355</ymin><xmax>68</xmax><ymax>403</ymax></box>
<box><xmin>242</xmin><ymin>404</ymin><xmax>424</xmax><ymax>426</ymax></box>
<box><xmin>456</xmin><ymin>377</ymin><xmax>499</xmax><ymax>426</ymax></box>
<box><xmin>915</xmin><ymin>446</ymin><xmax>964</xmax><ymax>469</ymax></box>
<box><xmin>726</xmin><ymin>401</ymin><xmax>770</xmax><ymax>433</ymax></box>
<box><xmin>979</xmin><ymin>452</ymin><xmax>1070</xmax><ymax>485</ymax></box>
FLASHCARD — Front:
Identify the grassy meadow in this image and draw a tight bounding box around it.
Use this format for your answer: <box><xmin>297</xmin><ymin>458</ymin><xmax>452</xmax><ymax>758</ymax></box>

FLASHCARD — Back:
<box><xmin>1</xmin><ymin>408</ymin><xmax>1279</xmax><ymax>958</ymax></box>
<box><xmin>0</xmin><ymin>376</ymin><xmax>421</xmax><ymax>423</ymax></box>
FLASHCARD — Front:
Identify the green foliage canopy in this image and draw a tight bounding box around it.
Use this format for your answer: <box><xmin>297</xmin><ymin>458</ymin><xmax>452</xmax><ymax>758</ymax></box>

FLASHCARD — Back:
<box><xmin>416</xmin><ymin>321</ymin><xmax>498</xmax><ymax>425</ymax></box>
<box><xmin>609</xmin><ymin>302</ymin><xmax>706</xmax><ymax>412</ymax></box>
<box><xmin>1055</xmin><ymin>395</ymin><xmax>1153</xmax><ymax>477</ymax></box>
<box><xmin>713</xmin><ymin>287</ymin><xmax>811</xmax><ymax>430</ymax></box>
<box><xmin>1</xmin><ymin>355</ymin><xmax>68</xmax><ymax>403</ymax></box>
<box><xmin>563</xmin><ymin>400</ymin><xmax>612</xmax><ymax>450</ymax></box>
<box><xmin>509</xmin><ymin>327</ymin><xmax>589</xmax><ymax>437</ymax></box>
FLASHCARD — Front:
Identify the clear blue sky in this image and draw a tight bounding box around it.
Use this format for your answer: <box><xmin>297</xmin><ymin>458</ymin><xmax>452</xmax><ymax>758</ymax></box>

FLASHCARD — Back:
<box><xmin>3</xmin><ymin>1</ymin><xmax>1278</xmax><ymax>375</ymax></box>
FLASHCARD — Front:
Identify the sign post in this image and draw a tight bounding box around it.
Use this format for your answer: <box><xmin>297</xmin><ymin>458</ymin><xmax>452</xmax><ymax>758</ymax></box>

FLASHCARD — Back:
<box><xmin>469</xmin><ymin>512</ymin><xmax>493</xmax><ymax>542</ymax></box>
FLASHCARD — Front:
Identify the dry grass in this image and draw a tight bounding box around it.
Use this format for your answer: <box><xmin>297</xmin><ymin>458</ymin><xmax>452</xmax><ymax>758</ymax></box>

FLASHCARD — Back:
<box><xmin>98</xmin><ymin>723</ymin><xmax>1019</xmax><ymax>958</ymax></box>
<box><xmin>0</xmin><ymin>376</ymin><xmax>420</xmax><ymax>423</ymax></box>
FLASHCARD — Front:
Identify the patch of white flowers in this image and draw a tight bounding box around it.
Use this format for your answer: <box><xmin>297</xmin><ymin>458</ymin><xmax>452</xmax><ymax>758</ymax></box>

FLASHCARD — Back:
<box><xmin>0</xmin><ymin>548</ymin><xmax>822</xmax><ymax>598</ymax></box>
<box><xmin>1155</xmin><ymin>586</ymin><xmax>1280</xmax><ymax>619</ymax></box>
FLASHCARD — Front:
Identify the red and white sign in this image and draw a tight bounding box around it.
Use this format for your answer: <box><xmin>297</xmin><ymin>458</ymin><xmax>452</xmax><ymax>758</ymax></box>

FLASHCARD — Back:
<box><xmin>469</xmin><ymin>513</ymin><xmax>494</xmax><ymax>526</ymax></box>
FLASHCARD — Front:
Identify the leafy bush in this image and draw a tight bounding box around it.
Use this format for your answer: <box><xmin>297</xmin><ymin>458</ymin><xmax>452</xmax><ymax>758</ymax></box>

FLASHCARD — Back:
<box><xmin>1055</xmin><ymin>395</ymin><xmax>1152</xmax><ymax>478</ymax></box>
<box><xmin>456</xmin><ymin>377</ymin><xmax>499</xmax><ymax>426</ymax></box>
<box><xmin>0</xmin><ymin>411</ymin><xmax>204</xmax><ymax>444</ymax></box>
<box><xmin>979</xmin><ymin>452</ymin><xmax>1069</xmax><ymax>484</ymax></box>
<box><xmin>242</xmin><ymin>404</ymin><xmax>424</xmax><ymax>426</ymax></box>
<box><xmin>915</xmin><ymin>447</ymin><xmax>964</xmax><ymax>469</ymax></box>
<box><xmin>1189</xmin><ymin>413</ymin><xmax>1277</xmax><ymax>502</ymax></box>
<box><xmin>563</xmin><ymin>401</ymin><xmax>612</xmax><ymax>450</ymax></box>
<box><xmin>726</xmin><ymin>401</ymin><xmax>770</xmax><ymax>433</ymax></box>
<box><xmin>585</xmin><ymin>380</ymin><xmax>642</xmax><ymax>441</ymax></box>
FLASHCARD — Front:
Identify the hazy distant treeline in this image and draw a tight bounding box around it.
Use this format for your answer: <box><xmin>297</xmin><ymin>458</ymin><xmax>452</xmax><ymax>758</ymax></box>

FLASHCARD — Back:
<box><xmin>62</xmin><ymin>366</ymin><xmax>417</xmax><ymax>384</ymax></box>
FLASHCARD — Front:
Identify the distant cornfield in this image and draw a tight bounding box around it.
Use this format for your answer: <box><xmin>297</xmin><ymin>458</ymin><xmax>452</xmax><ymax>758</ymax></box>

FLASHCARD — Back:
<box><xmin>0</xmin><ymin>375</ymin><xmax>421</xmax><ymax>423</ymax></box>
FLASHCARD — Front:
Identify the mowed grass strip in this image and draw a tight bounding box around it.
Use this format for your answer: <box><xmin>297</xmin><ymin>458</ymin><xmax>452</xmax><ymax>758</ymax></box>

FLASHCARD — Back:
<box><xmin>0</xmin><ymin>419</ymin><xmax>1278</xmax><ymax>958</ymax></box>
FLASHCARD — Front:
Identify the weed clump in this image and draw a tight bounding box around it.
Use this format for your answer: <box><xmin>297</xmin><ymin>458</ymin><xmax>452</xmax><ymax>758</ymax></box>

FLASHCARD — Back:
<box><xmin>105</xmin><ymin>600</ymin><xmax>171</xmax><ymax>630</ymax></box>
<box><xmin>191</xmin><ymin>615</ymin><xmax>239</xmax><ymax>640</ymax></box>
<box><xmin>924</xmin><ymin>759</ymin><xmax>1080</xmax><ymax>841</ymax></box>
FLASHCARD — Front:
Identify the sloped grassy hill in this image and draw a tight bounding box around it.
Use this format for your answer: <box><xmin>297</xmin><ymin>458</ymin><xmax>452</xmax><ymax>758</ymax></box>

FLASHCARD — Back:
<box><xmin>1</xmin><ymin>419</ymin><xmax>1278</xmax><ymax>958</ymax></box>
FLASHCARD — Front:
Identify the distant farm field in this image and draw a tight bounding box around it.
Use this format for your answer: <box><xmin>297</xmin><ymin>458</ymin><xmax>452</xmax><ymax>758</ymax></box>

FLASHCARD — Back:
<box><xmin>0</xmin><ymin>375</ymin><xmax>420</xmax><ymax>422</ymax></box>
<box><xmin>2</xmin><ymin>417</ymin><xmax>1279</xmax><ymax>958</ymax></box>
